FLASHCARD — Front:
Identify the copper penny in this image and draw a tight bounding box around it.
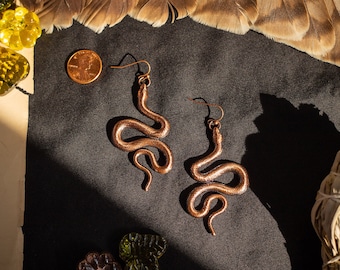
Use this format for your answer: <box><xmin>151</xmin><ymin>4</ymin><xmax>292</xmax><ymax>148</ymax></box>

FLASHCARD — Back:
<box><xmin>67</xmin><ymin>49</ymin><xmax>102</xmax><ymax>84</ymax></box>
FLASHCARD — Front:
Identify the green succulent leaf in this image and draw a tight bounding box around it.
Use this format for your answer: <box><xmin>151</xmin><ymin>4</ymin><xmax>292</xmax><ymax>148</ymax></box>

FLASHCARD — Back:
<box><xmin>119</xmin><ymin>233</ymin><xmax>167</xmax><ymax>270</ymax></box>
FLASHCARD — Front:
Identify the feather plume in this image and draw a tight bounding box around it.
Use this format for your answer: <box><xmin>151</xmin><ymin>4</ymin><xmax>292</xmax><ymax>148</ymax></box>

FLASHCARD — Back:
<box><xmin>19</xmin><ymin>0</ymin><xmax>44</xmax><ymax>11</ymax></box>
<box><xmin>67</xmin><ymin>0</ymin><xmax>92</xmax><ymax>14</ymax></box>
<box><xmin>16</xmin><ymin>0</ymin><xmax>340</xmax><ymax>68</ymax></box>
<box><xmin>189</xmin><ymin>0</ymin><xmax>258</xmax><ymax>35</ymax></box>
<box><xmin>315</xmin><ymin>0</ymin><xmax>340</xmax><ymax>65</ymax></box>
<box><xmin>34</xmin><ymin>0</ymin><xmax>78</xmax><ymax>33</ymax></box>
<box><xmin>20</xmin><ymin>0</ymin><xmax>92</xmax><ymax>33</ymax></box>
<box><xmin>76</xmin><ymin>0</ymin><xmax>138</xmax><ymax>33</ymax></box>
<box><xmin>252</xmin><ymin>0</ymin><xmax>309</xmax><ymax>40</ymax></box>
<box><xmin>170</xmin><ymin>0</ymin><xmax>197</xmax><ymax>20</ymax></box>
<box><xmin>323</xmin><ymin>0</ymin><xmax>338</xmax><ymax>17</ymax></box>
<box><xmin>274</xmin><ymin>0</ymin><xmax>335</xmax><ymax>57</ymax></box>
<box><xmin>128</xmin><ymin>0</ymin><xmax>197</xmax><ymax>27</ymax></box>
<box><xmin>333</xmin><ymin>0</ymin><xmax>340</xmax><ymax>15</ymax></box>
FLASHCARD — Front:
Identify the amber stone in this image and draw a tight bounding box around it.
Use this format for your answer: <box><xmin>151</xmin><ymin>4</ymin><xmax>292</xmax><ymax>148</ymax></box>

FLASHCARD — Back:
<box><xmin>0</xmin><ymin>46</ymin><xmax>29</xmax><ymax>95</ymax></box>
<box><xmin>119</xmin><ymin>232</ymin><xmax>167</xmax><ymax>270</ymax></box>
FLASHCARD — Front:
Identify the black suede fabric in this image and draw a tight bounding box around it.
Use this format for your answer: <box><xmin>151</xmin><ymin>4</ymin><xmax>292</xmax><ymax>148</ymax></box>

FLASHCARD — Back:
<box><xmin>24</xmin><ymin>17</ymin><xmax>340</xmax><ymax>270</ymax></box>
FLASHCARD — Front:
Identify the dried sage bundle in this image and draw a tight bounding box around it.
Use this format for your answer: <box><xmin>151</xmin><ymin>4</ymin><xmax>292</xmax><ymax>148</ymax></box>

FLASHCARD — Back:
<box><xmin>312</xmin><ymin>151</ymin><xmax>340</xmax><ymax>269</ymax></box>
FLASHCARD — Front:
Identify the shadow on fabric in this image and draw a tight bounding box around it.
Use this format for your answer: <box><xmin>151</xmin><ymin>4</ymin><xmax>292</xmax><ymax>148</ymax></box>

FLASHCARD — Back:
<box><xmin>242</xmin><ymin>93</ymin><xmax>340</xmax><ymax>269</ymax></box>
<box><xmin>23</xmin><ymin>143</ymin><xmax>206</xmax><ymax>270</ymax></box>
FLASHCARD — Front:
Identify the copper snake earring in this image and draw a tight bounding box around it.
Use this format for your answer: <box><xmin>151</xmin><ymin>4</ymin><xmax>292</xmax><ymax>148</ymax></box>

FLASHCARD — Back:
<box><xmin>110</xmin><ymin>60</ymin><xmax>173</xmax><ymax>191</ymax></box>
<box><xmin>186</xmin><ymin>99</ymin><xmax>249</xmax><ymax>235</ymax></box>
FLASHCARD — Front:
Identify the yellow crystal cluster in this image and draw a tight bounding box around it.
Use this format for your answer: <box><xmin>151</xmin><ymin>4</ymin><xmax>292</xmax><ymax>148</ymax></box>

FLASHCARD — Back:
<box><xmin>0</xmin><ymin>6</ymin><xmax>41</xmax><ymax>50</ymax></box>
<box><xmin>0</xmin><ymin>46</ymin><xmax>29</xmax><ymax>95</ymax></box>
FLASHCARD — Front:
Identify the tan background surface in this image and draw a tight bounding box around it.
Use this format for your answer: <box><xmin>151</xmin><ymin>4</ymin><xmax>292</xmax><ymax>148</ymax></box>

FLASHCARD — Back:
<box><xmin>0</xmin><ymin>47</ymin><xmax>33</xmax><ymax>270</ymax></box>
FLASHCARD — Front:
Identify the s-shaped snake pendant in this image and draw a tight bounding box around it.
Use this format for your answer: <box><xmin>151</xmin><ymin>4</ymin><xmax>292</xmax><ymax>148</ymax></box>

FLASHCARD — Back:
<box><xmin>111</xmin><ymin>73</ymin><xmax>173</xmax><ymax>191</ymax></box>
<box><xmin>187</xmin><ymin>108</ymin><xmax>249</xmax><ymax>235</ymax></box>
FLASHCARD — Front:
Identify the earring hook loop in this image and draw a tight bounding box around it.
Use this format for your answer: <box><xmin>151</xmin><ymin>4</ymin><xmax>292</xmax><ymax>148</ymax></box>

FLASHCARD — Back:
<box><xmin>110</xmin><ymin>60</ymin><xmax>151</xmax><ymax>86</ymax></box>
<box><xmin>188</xmin><ymin>98</ymin><xmax>224</xmax><ymax>122</ymax></box>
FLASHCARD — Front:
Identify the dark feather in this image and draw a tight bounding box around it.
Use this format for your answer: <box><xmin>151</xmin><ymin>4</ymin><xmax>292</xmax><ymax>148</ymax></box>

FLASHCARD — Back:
<box><xmin>253</xmin><ymin>0</ymin><xmax>309</xmax><ymax>40</ymax></box>
<box><xmin>128</xmin><ymin>0</ymin><xmax>197</xmax><ymax>27</ymax></box>
<box><xmin>275</xmin><ymin>0</ymin><xmax>335</xmax><ymax>57</ymax></box>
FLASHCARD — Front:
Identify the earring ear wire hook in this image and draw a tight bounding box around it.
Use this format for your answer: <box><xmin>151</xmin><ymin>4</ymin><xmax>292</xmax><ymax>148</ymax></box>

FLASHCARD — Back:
<box><xmin>187</xmin><ymin>97</ymin><xmax>224</xmax><ymax>122</ymax></box>
<box><xmin>110</xmin><ymin>60</ymin><xmax>151</xmax><ymax>86</ymax></box>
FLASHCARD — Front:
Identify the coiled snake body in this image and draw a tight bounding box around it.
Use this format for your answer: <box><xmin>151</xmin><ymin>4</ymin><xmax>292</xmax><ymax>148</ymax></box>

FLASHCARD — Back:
<box><xmin>187</xmin><ymin>119</ymin><xmax>249</xmax><ymax>235</ymax></box>
<box><xmin>112</xmin><ymin>80</ymin><xmax>173</xmax><ymax>191</ymax></box>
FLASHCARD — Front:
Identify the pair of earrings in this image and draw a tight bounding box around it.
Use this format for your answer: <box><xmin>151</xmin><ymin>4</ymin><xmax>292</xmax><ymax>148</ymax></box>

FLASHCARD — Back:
<box><xmin>110</xmin><ymin>60</ymin><xmax>249</xmax><ymax>236</ymax></box>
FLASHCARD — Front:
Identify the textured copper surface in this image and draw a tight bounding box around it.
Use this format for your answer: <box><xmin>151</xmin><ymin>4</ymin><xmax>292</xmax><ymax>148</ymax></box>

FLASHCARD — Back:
<box><xmin>111</xmin><ymin>74</ymin><xmax>173</xmax><ymax>191</ymax></box>
<box><xmin>186</xmin><ymin>105</ymin><xmax>249</xmax><ymax>235</ymax></box>
<box><xmin>67</xmin><ymin>49</ymin><xmax>102</xmax><ymax>84</ymax></box>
